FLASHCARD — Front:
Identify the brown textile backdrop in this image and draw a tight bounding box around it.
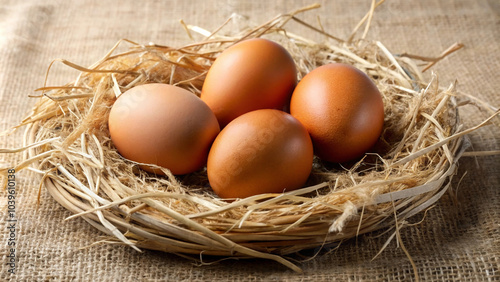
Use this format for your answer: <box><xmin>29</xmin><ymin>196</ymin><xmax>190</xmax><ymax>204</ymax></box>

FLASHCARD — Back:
<box><xmin>1</xmin><ymin>0</ymin><xmax>499</xmax><ymax>281</ymax></box>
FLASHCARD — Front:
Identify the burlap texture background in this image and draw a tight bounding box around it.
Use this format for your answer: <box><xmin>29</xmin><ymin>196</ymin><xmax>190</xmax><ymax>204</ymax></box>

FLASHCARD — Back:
<box><xmin>1</xmin><ymin>0</ymin><xmax>499</xmax><ymax>281</ymax></box>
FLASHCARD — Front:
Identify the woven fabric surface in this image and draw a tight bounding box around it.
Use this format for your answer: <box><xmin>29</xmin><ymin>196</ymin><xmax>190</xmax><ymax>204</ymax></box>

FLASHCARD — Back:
<box><xmin>1</xmin><ymin>0</ymin><xmax>499</xmax><ymax>281</ymax></box>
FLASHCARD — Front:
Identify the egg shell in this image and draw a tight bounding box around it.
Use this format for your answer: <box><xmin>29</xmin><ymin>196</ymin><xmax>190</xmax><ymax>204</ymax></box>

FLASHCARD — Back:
<box><xmin>207</xmin><ymin>109</ymin><xmax>313</xmax><ymax>199</ymax></box>
<box><xmin>108</xmin><ymin>83</ymin><xmax>220</xmax><ymax>175</ymax></box>
<box><xmin>290</xmin><ymin>63</ymin><xmax>384</xmax><ymax>163</ymax></box>
<box><xmin>201</xmin><ymin>38</ymin><xmax>297</xmax><ymax>127</ymax></box>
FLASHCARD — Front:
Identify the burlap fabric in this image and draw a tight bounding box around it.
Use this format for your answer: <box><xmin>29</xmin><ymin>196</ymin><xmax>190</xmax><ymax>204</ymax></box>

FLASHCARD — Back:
<box><xmin>1</xmin><ymin>0</ymin><xmax>498</xmax><ymax>281</ymax></box>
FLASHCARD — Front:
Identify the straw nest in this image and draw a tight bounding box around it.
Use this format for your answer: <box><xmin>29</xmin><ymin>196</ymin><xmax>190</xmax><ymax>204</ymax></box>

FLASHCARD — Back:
<box><xmin>2</xmin><ymin>3</ymin><xmax>498</xmax><ymax>273</ymax></box>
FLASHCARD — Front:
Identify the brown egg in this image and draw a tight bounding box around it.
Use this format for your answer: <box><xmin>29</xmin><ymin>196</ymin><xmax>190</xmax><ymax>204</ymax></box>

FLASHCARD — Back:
<box><xmin>108</xmin><ymin>83</ymin><xmax>220</xmax><ymax>175</ymax></box>
<box><xmin>200</xmin><ymin>38</ymin><xmax>297</xmax><ymax>127</ymax></box>
<box><xmin>290</xmin><ymin>63</ymin><xmax>384</xmax><ymax>163</ymax></box>
<box><xmin>207</xmin><ymin>109</ymin><xmax>313</xmax><ymax>199</ymax></box>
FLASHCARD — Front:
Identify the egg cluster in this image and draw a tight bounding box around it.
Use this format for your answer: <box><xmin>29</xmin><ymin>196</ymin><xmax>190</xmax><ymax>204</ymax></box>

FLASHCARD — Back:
<box><xmin>108</xmin><ymin>38</ymin><xmax>384</xmax><ymax>199</ymax></box>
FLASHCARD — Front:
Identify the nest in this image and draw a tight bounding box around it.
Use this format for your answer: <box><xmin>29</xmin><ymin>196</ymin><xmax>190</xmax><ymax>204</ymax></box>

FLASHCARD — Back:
<box><xmin>2</xmin><ymin>4</ymin><xmax>498</xmax><ymax>274</ymax></box>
